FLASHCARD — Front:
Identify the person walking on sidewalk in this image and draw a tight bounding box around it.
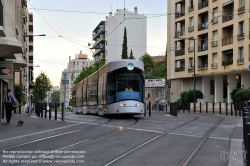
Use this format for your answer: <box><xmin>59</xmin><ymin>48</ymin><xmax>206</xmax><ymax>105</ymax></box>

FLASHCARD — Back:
<box><xmin>2</xmin><ymin>88</ymin><xmax>20</xmax><ymax>125</ymax></box>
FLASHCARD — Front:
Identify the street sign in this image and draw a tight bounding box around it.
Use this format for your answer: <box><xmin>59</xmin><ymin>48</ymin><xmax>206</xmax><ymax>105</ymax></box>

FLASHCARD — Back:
<box><xmin>61</xmin><ymin>72</ymin><xmax>69</xmax><ymax>85</ymax></box>
<box><xmin>61</xmin><ymin>80</ymin><xmax>69</xmax><ymax>85</ymax></box>
<box><xmin>164</xmin><ymin>85</ymin><xmax>168</xmax><ymax>89</ymax></box>
<box><xmin>0</xmin><ymin>61</ymin><xmax>13</xmax><ymax>79</ymax></box>
<box><xmin>248</xmin><ymin>64</ymin><xmax>250</xmax><ymax>71</ymax></box>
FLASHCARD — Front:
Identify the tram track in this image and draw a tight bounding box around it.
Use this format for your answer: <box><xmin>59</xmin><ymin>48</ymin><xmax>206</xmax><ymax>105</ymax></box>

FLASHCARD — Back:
<box><xmin>5</xmin><ymin>118</ymin><xmax>139</xmax><ymax>166</ymax></box>
<box><xmin>104</xmin><ymin>115</ymin><xmax>224</xmax><ymax>166</ymax></box>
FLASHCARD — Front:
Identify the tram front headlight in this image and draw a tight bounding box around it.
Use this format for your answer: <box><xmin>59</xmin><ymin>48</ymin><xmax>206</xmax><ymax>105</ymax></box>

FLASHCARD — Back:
<box><xmin>119</xmin><ymin>103</ymin><xmax>124</xmax><ymax>107</ymax></box>
<box><xmin>135</xmin><ymin>103</ymin><xmax>140</xmax><ymax>107</ymax></box>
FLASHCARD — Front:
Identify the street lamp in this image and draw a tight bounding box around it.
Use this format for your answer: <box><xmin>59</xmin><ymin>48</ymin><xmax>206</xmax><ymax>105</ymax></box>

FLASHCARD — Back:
<box><xmin>173</xmin><ymin>37</ymin><xmax>196</xmax><ymax>113</ymax></box>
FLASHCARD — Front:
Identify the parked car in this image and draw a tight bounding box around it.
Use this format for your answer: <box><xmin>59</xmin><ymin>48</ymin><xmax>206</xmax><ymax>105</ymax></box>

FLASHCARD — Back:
<box><xmin>160</xmin><ymin>100</ymin><xmax>167</xmax><ymax>107</ymax></box>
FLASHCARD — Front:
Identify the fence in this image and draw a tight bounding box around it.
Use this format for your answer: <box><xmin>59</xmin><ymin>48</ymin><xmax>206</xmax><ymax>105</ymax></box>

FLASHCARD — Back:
<box><xmin>35</xmin><ymin>102</ymin><xmax>69</xmax><ymax>121</ymax></box>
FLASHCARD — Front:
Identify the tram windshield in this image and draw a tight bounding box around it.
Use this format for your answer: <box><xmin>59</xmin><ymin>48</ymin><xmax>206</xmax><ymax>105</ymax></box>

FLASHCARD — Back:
<box><xmin>107</xmin><ymin>68</ymin><xmax>144</xmax><ymax>104</ymax></box>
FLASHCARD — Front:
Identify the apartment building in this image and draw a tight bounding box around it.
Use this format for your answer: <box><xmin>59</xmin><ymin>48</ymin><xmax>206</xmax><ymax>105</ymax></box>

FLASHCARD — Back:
<box><xmin>0</xmin><ymin>0</ymin><xmax>32</xmax><ymax>121</ymax></box>
<box><xmin>60</xmin><ymin>51</ymin><xmax>93</xmax><ymax>107</ymax></box>
<box><xmin>92</xmin><ymin>7</ymin><xmax>147</xmax><ymax>63</ymax></box>
<box><xmin>167</xmin><ymin>0</ymin><xmax>250</xmax><ymax>103</ymax></box>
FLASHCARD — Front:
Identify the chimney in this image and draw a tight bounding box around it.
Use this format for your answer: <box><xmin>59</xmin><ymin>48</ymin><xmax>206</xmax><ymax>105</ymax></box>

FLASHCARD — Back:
<box><xmin>134</xmin><ymin>7</ymin><xmax>137</xmax><ymax>14</ymax></box>
<box><xmin>69</xmin><ymin>56</ymin><xmax>71</xmax><ymax>61</ymax></box>
<box><xmin>109</xmin><ymin>12</ymin><xmax>112</xmax><ymax>18</ymax></box>
<box><xmin>80</xmin><ymin>50</ymin><xmax>82</xmax><ymax>55</ymax></box>
<box><xmin>75</xmin><ymin>54</ymin><xmax>77</xmax><ymax>59</ymax></box>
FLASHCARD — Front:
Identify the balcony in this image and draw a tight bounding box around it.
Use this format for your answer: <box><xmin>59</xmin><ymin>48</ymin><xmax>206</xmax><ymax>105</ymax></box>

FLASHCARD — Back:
<box><xmin>198</xmin><ymin>22</ymin><xmax>208</xmax><ymax>31</ymax></box>
<box><xmin>188</xmin><ymin>5</ymin><xmax>194</xmax><ymax>11</ymax></box>
<box><xmin>211</xmin><ymin>63</ymin><xmax>218</xmax><ymax>68</ymax></box>
<box><xmin>175</xmin><ymin>67</ymin><xmax>185</xmax><ymax>72</ymax></box>
<box><xmin>0</xmin><ymin>0</ymin><xmax>3</xmax><ymax>26</ymax></box>
<box><xmin>237</xmin><ymin>58</ymin><xmax>244</xmax><ymax>64</ymax></box>
<box><xmin>188</xmin><ymin>47</ymin><xmax>194</xmax><ymax>52</ymax></box>
<box><xmin>222</xmin><ymin>36</ymin><xmax>233</xmax><ymax>46</ymax></box>
<box><xmin>92</xmin><ymin>35</ymin><xmax>105</xmax><ymax>48</ymax></box>
<box><xmin>238</xmin><ymin>6</ymin><xmax>245</xmax><ymax>14</ymax></box>
<box><xmin>198</xmin><ymin>64</ymin><xmax>208</xmax><ymax>70</ymax></box>
<box><xmin>175</xmin><ymin>29</ymin><xmax>185</xmax><ymax>37</ymax></box>
<box><xmin>92</xmin><ymin>26</ymin><xmax>105</xmax><ymax>40</ymax></box>
<box><xmin>188</xmin><ymin>26</ymin><xmax>194</xmax><ymax>31</ymax></box>
<box><xmin>175</xmin><ymin>49</ymin><xmax>185</xmax><ymax>56</ymax></box>
<box><xmin>198</xmin><ymin>43</ymin><xmax>208</xmax><ymax>52</ymax></box>
<box><xmin>188</xmin><ymin>66</ymin><xmax>194</xmax><ymax>72</ymax></box>
<box><xmin>211</xmin><ymin>41</ymin><xmax>218</xmax><ymax>46</ymax></box>
<box><xmin>237</xmin><ymin>33</ymin><xmax>244</xmax><ymax>40</ymax></box>
<box><xmin>198</xmin><ymin>1</ymin><xmax>208</xmax><ymax>10</ymax></box>
<box><xmin>222</xmin><ymin>13</ymin><xmax>233</xmax><ymax>23</ymax></box>
<box><xmin>175</xmin><ymin>10</ymin><xmax>185</xmax><ymax>18</ymax></box>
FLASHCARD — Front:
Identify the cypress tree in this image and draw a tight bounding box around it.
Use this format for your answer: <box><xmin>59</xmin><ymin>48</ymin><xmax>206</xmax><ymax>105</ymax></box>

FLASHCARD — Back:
<box><xmin>122</xmin><ymin>27</ymin><xmax>128</xmax><ymax>59</ymax></box>
<box><xmin>129</xmin><ymin>49</ymin><xmax>135</xmax><ymax>59</ymax></box>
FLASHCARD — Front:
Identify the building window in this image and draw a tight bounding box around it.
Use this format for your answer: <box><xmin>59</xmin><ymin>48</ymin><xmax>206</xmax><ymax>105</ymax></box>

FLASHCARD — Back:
<box><xmin>239</xmin><ymin>0</ymin><xmax>245</xmax><ymax>7</ymax></box>
<box><xmin>189</xmin><ymin>39</ymin><xmax>194</xmax><ymax>51</ymax></box>
<box><xmin>210</xmin><ymin>80</ymin><xmax>215</xmax><ymax>95</ymax></box>
<box><xmin>189</xmin><ymin>0</ymin><xmax>194</xmax><ymax>8</ymax></box>
<box><xmin>189</xmin><ymin>17</ymin><xmax>194</xmax><ymax>31</ymax></box>
<box><xmin>212</xmin><ymin>30</ymin><xmax>218</xmax><ymax>45</ymax></box>
<box><xmin>238</xmin><ymin>21</ymin><xmax>244</xmax><ymax>38</ymax></box>
<box><xmin>238</xmin><ymin>47</ymin><xmax>244</xmax><ymax>59</ymax></box>
<box><xmin>77</xmin><ymin>62</ymin><xmax>79</xmax><ymax>65</ymax></box>
<box><xmin>212</xmin><ymin>53</ymin><xmax>218</xmax><ymax>67</ymax></box>
<box><xmin>213</xmin><ymin>7</ymin><xmax>218</xmax><ymax>22</ymax></box>
<box><xmin>189</xmin><ymin>57</ymin><xmax>193</xmax><ymax>67</ymax></box>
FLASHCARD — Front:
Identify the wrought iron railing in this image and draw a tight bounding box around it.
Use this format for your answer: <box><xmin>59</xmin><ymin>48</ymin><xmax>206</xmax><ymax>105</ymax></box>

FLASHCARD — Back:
<box><xmin>237</xmin><ymin>58</ymin><xmax>244</xmax><ymax>63</ymax></box>
<box><xmin>198</xmin><ymin>43</ymin><xmax>208</xmax><ymax>52</ymax></box>
<box><xmin>238</xmin><ymin>6</ymin><xmax>245</xmax><ymax>13</ymax></box>
<box><xmin>175</xmin><ymin>29</ymin><xmax>185</xmax><ymax>37</ymax></box>
<box><xmin>198</xmin><ymin>1</ymin><xmax>208</xmax><ymax>10</ymax></box>
<box><xmin>175</xmin><ymin>49</ymin><xmax>185</xmax><ymax>56</ymax></box>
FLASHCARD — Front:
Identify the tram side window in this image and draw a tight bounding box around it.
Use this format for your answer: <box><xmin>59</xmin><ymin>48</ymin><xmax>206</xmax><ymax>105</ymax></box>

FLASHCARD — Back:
<box><xmin>107</xmin><ymin>74</ymin><xmax>115</xmax><ymax>104</ymax></box>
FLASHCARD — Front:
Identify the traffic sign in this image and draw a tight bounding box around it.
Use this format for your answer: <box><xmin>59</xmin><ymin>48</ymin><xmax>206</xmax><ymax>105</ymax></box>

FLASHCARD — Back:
<box><xmin>61</xmin><ymin>72</ymin><xmax>69</xmax><ymax>85</ymax></box>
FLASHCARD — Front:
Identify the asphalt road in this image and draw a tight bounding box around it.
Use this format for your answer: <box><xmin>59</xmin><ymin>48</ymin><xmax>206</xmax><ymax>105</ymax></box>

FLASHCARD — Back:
<box><xmin>0</xmin><ymin>112</ymin><xmax>244</xmax><ymax>166</ymax></box>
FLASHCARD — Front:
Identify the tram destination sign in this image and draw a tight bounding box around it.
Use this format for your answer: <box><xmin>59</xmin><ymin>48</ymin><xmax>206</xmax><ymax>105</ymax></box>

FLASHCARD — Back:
<box><xmin>145</xmin><ymin>79</ymin><xmax>165</xmax><ymax>87</ymax></box>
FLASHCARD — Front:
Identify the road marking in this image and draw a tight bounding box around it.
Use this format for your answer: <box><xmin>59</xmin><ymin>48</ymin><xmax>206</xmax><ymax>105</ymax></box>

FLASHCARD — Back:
<box><xmin>0</xmin><ymin>122</ymin><xmax>92</xmax><ymax>143</ymax></box>
<box><xmin>168</xmin><ymin>133</ymin><xmax>202</xmax><ymax>138</ymax></box>
<box><xmin>209</xmin><ymin>137</ymin><xmax>243</xmax><ymax>141</ymax></box>
<box><xmin>127</xmin><ymin>128</ymin><xmax>163</xmax><ymax>133</ymax></box>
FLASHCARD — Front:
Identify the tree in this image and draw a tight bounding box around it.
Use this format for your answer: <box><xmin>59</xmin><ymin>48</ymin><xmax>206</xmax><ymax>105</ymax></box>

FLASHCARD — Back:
<box><xmin>141</xmin><ymin>53</ymin><xmax>154</xmax><ymax>75</ymax></box>
<box><xmin>121</xmin><ymin>27</ymin><xmax>128</xmax><ymax>59</ymax></box>
<box><xmin>129</xmin><ymin>49</ymin><xmax>135</xmax><ymax>59</ymax></box>
<box><xmin>32</xmin><ymin>72</ymin><xmax>53</xmax><ymax>102</ymax></box>
<box><xmin>14</xmin><ymin>84</ymin><xmax>26</xmax><ymax>105</ymax></box>
<box><xmin>51</xmin><ymin>91</ymin><xmax>60</xmax><ymax>103</ymax></box>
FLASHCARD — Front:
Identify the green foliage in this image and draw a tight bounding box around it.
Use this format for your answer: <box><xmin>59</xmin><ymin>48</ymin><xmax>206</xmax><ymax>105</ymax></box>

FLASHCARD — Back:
<box><xmin>129</xmin><ymin>49</ymin><xmax>135</xmax><ymax>60</ymax></box>
<box><xmin>222</xmin><ymin>59</ymin><xmax>233</xmax><ymax>69</ymax></box>
<box><xmin>234</xmin><ymin>89</ymin><xmax>250</xmax><ymax>102</ymax></box>
<box><xmin>14</xmin><ymin>84</ymin><xmax>26</xmax><ymax>104</ymax></box>
<box><xmin>141</xmin><ymin>53</ymin><xmax>154</xmax><ymax>75</ymax></box>
<box><xmin>32</xmin><ymin>72</ymin><xmax>53</xmax><ymax>102</ymax></box>
<box><xmin>122</xmin><ymin>27</ymin><xmax>128</xmax><ymax>59</ymax></box>
<box><xmin>51</xmin><ymin>91</ymin><xmax>60</xmax><ymax>103</ymax></box>
<box><xmin>74</xmin><ymin>60</ymin><xmax>105</xmax><ymax>85</ymax></box>
<box><xmin>230</xmin><ymin>87</ymin><xmax>242</xmax><ymax>103</ymax></box>
<box><xmin>177</xmin><ymin>89</ymin><xmax>203</xmax><ymax>106</ymax></box>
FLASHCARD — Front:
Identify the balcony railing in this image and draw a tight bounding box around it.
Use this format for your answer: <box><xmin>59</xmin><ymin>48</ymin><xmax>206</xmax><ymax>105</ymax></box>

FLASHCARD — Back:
<box><xmin>188</xmin><ymin>66</ymin><xmax>194</xmax><ymax>72</ymax></box>
<box><xmin>222</xmin><ymin>36</ymin><xmax>233</xmax><ymax>46</ymax></box>
<box><xmin>188</xmin><ymin>26</ymin><xmax>194</xmax><ymax>31</ymax></box>
<box><xmin>175</xmin><ymin>10</ymin><xmax>185</xmax><ymax>18</ymax></box>
<box><xmin>175</xmin><ymin>49</ymin><xmax>185</xmax><ymax>56</ymax></box>
<box><xmin>211</xmin><ymin>40</ymin><xmax>218</xmax><ymax>46</ymax></box>
<box><xmin>237</xmin><ymin>58</ymin><xmax>244</xmax><ymax>63</ymax></box>
<box><xmin>222</xmin><ymin>13</ymin><xmax>233</xmax><ymax>23</ymax></box>
<box><xmin>188</xmin><ymin>47</ymin><xmax>194</xmax><ymax>52</ymax></box>
<box><xmin>188</xmin><ymin>5</ymin><xmax>194</xmax><ymax>11</ymax></box>
<box><xmin>92</xmin><ymin>36</ymin><xmax>105</xmax><ymax>48</ymax></box>
<box><xmin>198</xmin><ymin>64</ymin><xmax>208</xmax><ymax>70</ymax></box>
<box><xmin>237</xmin><ymin>33</ymin><xmax>244</xmax><ymax>39</ymax></box>
<box><xmin>211</xmin><ymin>63</ymin><xmax>218</xmax><ymax>68</ymax></box>
<box><xmin>175</xmin><ymin>29</ymin><xmax>185</xmax><ymax>37</ymax></box>
<box><xmin>175</xmin><ymin>67</ymin><xmax>185</xmax><ymax>72</ymax></box>
<box><xmin>238</xmin><ymin>6</ymin><xmax>245</xmax><ymax>13</ymax></box>
<box><xmin>0</xmin><ymin>0</ymin><xmax>3</xmax><ymax>26</ymax></box>
<box><xmin>198</xmin><ymin>22</ymin><xmax>208</xmax><ymax>31</ymax></box>
<box><xmin>198</xmin><ymin>43</ymin><xmax>208</xmax><ymax>52</ymax></box>
<box><xmin>198</xmin><ymin>1</ymin><xmax>208</xmax><ymax>10</ymax></box>
<box><xmin>92</xmin><ymin>26</ymin><xmax>105</xmax><ymax>40</ymax></box>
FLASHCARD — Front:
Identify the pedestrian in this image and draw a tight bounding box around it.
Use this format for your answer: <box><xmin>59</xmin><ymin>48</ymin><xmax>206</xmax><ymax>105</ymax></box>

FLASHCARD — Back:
<box><xmin>2</xmin><ymin>88</ymin><xmax>20</xmax><ymax>125</ymax></box>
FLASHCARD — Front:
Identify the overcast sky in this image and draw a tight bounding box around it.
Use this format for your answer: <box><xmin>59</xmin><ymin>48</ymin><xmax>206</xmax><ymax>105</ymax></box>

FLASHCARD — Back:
<box><xmin>28</xmin><ymin>0</ymin><xmax>167</xmax><ymax>86</ymax></box>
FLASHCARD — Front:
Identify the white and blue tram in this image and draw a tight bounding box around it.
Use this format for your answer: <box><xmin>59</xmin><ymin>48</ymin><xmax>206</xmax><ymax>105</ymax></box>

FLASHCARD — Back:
<box><xmin>72</xmin><ymin>60</ymin><xmax>145</xmax><ymax>116</ymax></box>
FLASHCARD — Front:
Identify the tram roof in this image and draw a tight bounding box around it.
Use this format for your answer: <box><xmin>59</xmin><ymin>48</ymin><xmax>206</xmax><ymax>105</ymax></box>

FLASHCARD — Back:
<box><xmin>107</xmin><ymin>60</ymin><xmax>144</xmax><ymax>72</ymax></box>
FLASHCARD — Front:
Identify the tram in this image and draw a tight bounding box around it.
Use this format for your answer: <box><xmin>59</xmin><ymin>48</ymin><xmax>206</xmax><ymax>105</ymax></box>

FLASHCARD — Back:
<box><xmin>72</xmin><ymin>60</ymin><xmax>145</xmax><ymax>116</ymax></box>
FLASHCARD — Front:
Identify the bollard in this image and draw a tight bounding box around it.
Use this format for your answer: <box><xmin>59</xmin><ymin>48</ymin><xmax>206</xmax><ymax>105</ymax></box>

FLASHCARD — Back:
<box><xmin>55</xmin><ymin>103</ymin><xmax>57</xmax><ymax>120</ymax></box>
<box><xmin>231</xmin><ymin>103</ymin><xmax>233</xmax><ymax>116</ymax></box>
<box><xmin>200</xmin><ymin>102</ymin><xmax>201</xmax><ymax>113</ymax></box>
<box><xmin>206</xmin><ymin>102</ymin><xmax>208</xmax><ymax>113</ymax></box>
<box><xmin>226</xmin><ymin>103</ymin><xmax>228</xmax><ymax>115</ymax></box>
<box><xmin>235</xmin><ymin>102</ymin><xmax>238</xmax><ymax>117</ymax></box>
<box><xmin>62</xmin><ymin>102</ymin><xmax>64</xmax><ymax>121</ymax></box>
<box><xmin>219</xmin><ymin>102</ymin><xmax>221</xmax><ymax>114</ymax></box>
<box><xmin>239</xmin><ymin>102</ymin><xmax>242</xmax><ymax>117</ymax></box>
<box><xmin>247</xmin><ymin>133</ymin><xmax>250</xmax><ymax>166</ymax></box>
<box><xmin>183</xmin><ymin>102</ymin><xmax>185</xmax><ymax>113</ymax></box>
<box><xmin>149</xmin><ymin>102</ymin><xmax>151</xmax><ymax>117</ymax></box>
<box><xmin>188</xmin><ymin>102</ymin><xmax>190</xmax><ymax>113</ymax></box>
<box><xmin>175</xmin><ymin>103</ymin><xmax>178</xmax><ymax>117</ymax></box>
<box><xmin>144</xmin><ymin>102</ymin><xmax>146</xmax><ymax>116</ymax></box>
<box><xmin>212</xmin><ymin>102</ymin><xmax>214</xmax><ymax>114</ymax></box>
<box><xmin>40</xmin><ymin>103</ymin><xmax>43</xmax><ymax>118</ymax></box>
<box><xmin>170</xmin><ymin>103</ymin><xmax>172</xmax><ymax>116</ymax></box>
<box><xmin>44</xmin><ymin>103</ymin><xmax>47</xmax><ymax>119</ymax></box>
<box><xmin>49</xmin><ymin>103</ymin><xmax>52</xmax><ymax>119</ymax></box>
<box><xmin>243</xmin><ymin>117</ymin><xmax>250</xmax><ymax>147</ymax></box>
